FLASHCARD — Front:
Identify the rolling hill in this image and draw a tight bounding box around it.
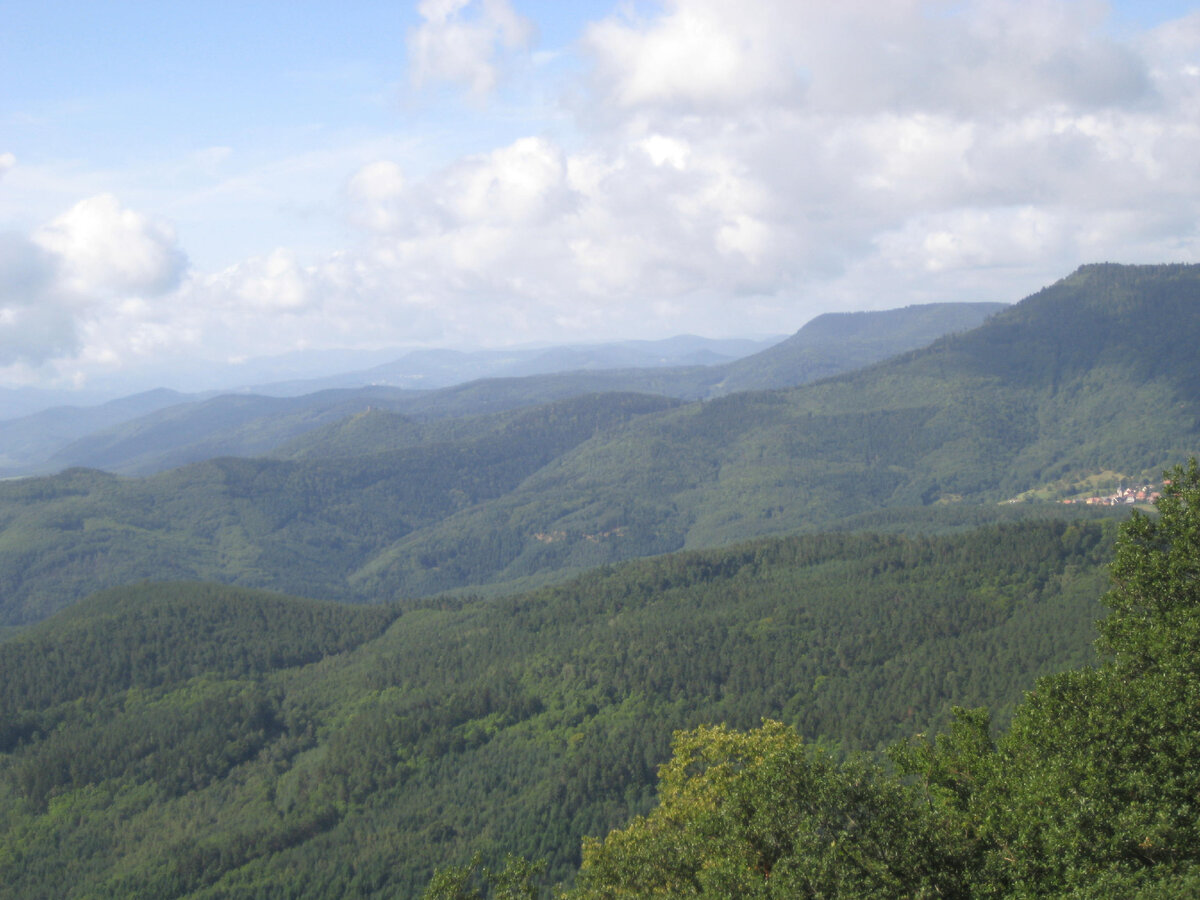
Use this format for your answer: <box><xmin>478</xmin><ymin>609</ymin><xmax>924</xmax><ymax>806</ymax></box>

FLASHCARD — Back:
<box><xmin>0</xmin><ymin>518</ymin><xmax>1115</xmax><ymax>897</ymax></box>
<box><xmin>351</xmin><ymin>264</ymin><xmax>1200</xmax><ymax>597</ymax></box>
<box><xmin>0</xmin><ymin>265</ymin><xmax>1192</xmax><ymax>625</ymax></box>
<box><xmin>19</xmin><ymin>301</ymin><xmax>1000</xmax><ymax>476</ymax></box>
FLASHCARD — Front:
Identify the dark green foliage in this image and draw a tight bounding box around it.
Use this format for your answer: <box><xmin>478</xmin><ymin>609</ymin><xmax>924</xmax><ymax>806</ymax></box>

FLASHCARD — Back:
<box><xmin>0</xmin><ymin>520</ymin><xmax>1113</xmax><ymax>897</ymax></box>
<box><xmin>894</xmin><ymin>460</ymin><xmax>1200</xmax><ymax>896</ymax></box>
<box><xmin>422</xmin><ymin>853</ymin><xmax>546</xmax><ymax>900</ymax></box>
<box><xmin>0</xmin><ymin>393</ymin><xmax>676</xmax><ymax>625</ymax></box>
<box><xmin>1</xmin><ymin>265</ymin><xmax>1197</xmax><ymax>625</ymax></box>
<box><xmin>540</xmin><ymin>462</ymin><xmax>1200</xmax><ymax>898</ymax></box>
<box><xmin>0</xmin><ymin>581</ymin><xmax>399</xmax><ymax>724</ymax></box>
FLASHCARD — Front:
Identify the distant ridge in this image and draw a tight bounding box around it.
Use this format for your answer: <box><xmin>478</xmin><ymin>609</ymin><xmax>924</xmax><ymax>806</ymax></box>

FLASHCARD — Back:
<box><xmin>23</xmin><ymin>301</ymin><xmax>1003</xmax><ymax>476</ymax></box>
<box><xmin>710</xmin><ymin>301</ymin><xmax>1006</xmax><ymax>394</ymax></box>
<box><xmin>349</xmin><ymin>263</ymin><xmax>1199</xmax><ymax>597</ymax></box>
<box><xmin>0</xmin><ymin>265</ymin><xmax>1191</xmax><ymax>622</ymax></box>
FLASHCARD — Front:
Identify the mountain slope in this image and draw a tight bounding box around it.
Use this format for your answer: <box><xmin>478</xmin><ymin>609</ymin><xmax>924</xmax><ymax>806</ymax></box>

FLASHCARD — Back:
<box><xmin>349</xmin><ymin>265</ymin><xmax>1198</xmax><ymax>596</ymax></box>
<box><xmin>0</xmin><ymin>389</ymin><xmax>194</xmax><ymax>476</ymax></box>
<box><xmin>0</xmin><ymin>265</ymin><xmax>1191</xmax><ymax>621</ymax></box>
<box><xmin>0</xmin><ymin>393</ymin><xmax>677</xmax><ymax>625</ymax></box>
<box><xmin>37</xmin><ymin>301</ymin><xmax>1000</xmax><ymax>476</ymax></box>
<box><xmin>710</xmin><ymin>301</ymin><xmax>1006</xmax><ymax>394</ymax></box>
<box><xmin>0</xmin><ymin>519</ymin><xmax>1115</xmax><ymax>897</ymax></box>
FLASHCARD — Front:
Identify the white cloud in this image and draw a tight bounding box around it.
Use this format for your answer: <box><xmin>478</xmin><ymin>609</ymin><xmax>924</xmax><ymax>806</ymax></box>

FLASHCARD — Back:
<box><xmin>346</xmin><ymin>160</ymin><xmax>408</xmax><ymax>232</ymax></box>
<box><xmin>0</xmin><ymin>195</ymin><xmax>189</xmax><ymax>374</ymax></box>
<box><xmin>8</xmin><ymin>0</ymin><xmax>1200</xmax><ymax>391</ymax></box>
<box><xmin>408</xmin><ymin>0</ymin><xmax>535</xmax><ymax>97</ymax></box>
<box><xmin>32</xmin><ymin>194</ymin><xmax>187</xmax><ymax>298</ymax></box>
<box><xmin>0</xmin><ymin>232</ymin><xmax>78</xmax><ymax>366</ymax></box>
<box><xmin>441</xmin><ymin>137</ymin><xmax>570</xmax><ymax>226</ymax></box>
<box><xmin>0</xmin><ymin>153</ymin><xmax>14</xmax><ymax>181</ymax></box>
<box><xmin>210</xmin><ymin>249</ymin><xmax>317</xmax><ymax>313</ymax></box>
<box><xmin>584</xmin><ymin>0</ymin><xmax>799</xmax><ymax>110</ymax></box>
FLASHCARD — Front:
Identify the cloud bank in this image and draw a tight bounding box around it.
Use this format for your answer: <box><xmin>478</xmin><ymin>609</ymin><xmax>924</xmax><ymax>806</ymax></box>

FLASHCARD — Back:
<box><xmin>3</xmin><ymin>0</ymin><xmax>1200</xmax><ymax>389</ymax></box>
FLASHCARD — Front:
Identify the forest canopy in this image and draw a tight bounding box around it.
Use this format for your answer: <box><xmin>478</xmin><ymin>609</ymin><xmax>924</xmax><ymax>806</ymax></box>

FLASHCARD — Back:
<box><xmin>428</xmin><ymin>461</ymin><xmax>1200</xmax><ymax>899</ymax></box>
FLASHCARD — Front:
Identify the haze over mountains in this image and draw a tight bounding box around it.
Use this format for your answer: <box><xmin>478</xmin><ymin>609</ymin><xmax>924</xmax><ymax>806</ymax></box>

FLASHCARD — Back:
<box><xmin>0</xmin><ymin>301</ymin><xmax>1001</xmax><ymax>477</ymax></box>
<box><xmin>0</xmin><ymin>264</ymin><xmax>1194</xmax><ymax>628</ymax></box>
<box><xmin>1</xmin><ymin>262</ymin><xmax>1199</xmax><ymax>897</ymax></box>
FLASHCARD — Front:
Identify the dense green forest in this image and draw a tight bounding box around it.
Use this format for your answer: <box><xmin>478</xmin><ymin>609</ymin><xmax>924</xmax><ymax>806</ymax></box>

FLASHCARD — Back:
<box><xmin>0</xmin><ymin>516</ymin><xmax>1118</xmax><ymax>897</ymax></box>
<box><xmin>0</xmin><ymin>264</ymin><xmax>1197</xmax><ymax>896</ymax></box>
<box><xmin>0</xmin><ymin>392</ymin><xmax>677</xmax><ymax>625</ymax></box>
<box><xmin>532</xmin><ymin>461</ymin><xmax>1200</xmax><ymax>899</ymax></box>
<box><xmin>1</xmin><ymin>265</ymin><xmax>1195</xmax><ymax>627</ymax></box>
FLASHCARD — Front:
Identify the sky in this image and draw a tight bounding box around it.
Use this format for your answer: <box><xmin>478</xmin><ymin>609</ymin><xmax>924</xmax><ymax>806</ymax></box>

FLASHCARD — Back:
<box><xmin>2</xmin><ymin>0</ymin><xmax>1199</xmax><ymax>393</ymax></box>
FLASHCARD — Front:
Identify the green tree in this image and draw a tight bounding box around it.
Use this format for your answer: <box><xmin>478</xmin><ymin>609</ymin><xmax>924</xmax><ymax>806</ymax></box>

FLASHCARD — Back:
<box><xmin>562</xmin><ymin>461</ymin><xmax>1200</xmax><ymax>898</ymax></box>
<box><xmin>422</xmin><ymin>853</ymin><xmax>546</xmax><ymax>900</ymax></box>
<box><xmin>566</xmin><ymin>720</ymin><xmax>969</xmax><ymax>898</ymax></box>
<box><xmin>986</xmin><ymin>460</ymin><xmax>1200</xmax><ymax>895</ymax></box>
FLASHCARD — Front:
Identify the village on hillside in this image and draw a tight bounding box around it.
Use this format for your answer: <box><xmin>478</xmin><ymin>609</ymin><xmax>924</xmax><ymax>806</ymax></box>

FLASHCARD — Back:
<box><xmin>1060</xmin><ymin>484</ymin><xmax>1163</xmax><ymax>507</ymax></box>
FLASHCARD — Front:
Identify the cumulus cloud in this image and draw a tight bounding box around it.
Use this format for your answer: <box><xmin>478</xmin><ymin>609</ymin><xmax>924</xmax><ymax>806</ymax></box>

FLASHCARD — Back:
<box><xmin>33</xmin><ymin>194</ymin><xmax>187</xmax><ymax>298</ymax></box>
<box><xmin>345</xmin><ymin>161</ymin><xmax>408</xmax><ymax>232</ymax></box>
<box><xmin>408</xmin><ymin>0</ymin><xmax>535</xmax><ymax>97</ymax></box>
<box><xmin>320</xmin><ymin>0</ymin><xmax>1200</xmax><ymax>348</ymax></box>
<box><xmin>9</xmin><ymin>0</ymin><xmax>1200</xmax><ymax>390</ymax></box>
<box><xmin>206</xmin><ymin>249</ymin><xmax>318</xmax><ymax>313</ymax></box>
<box><xmin>0</xmin><ymin>195</ymin><xmax>189</xmax><ymax>373</ymax></box>
<box><xmin>0</xmin><ymin>233</ymin><xmax>78</xmax><ymax>366</ymax></box>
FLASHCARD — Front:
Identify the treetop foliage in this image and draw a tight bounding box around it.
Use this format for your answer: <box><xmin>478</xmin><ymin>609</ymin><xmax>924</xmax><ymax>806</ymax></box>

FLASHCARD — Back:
<box><xmin>0</xmin><ymin>517</ymin><xmax>1113</xmax><ymax>898</ymax></box>
<box><xmin>520</xmin><ymin>461</ymin><xmax>1200</xmax><ymax>898</ymax></box>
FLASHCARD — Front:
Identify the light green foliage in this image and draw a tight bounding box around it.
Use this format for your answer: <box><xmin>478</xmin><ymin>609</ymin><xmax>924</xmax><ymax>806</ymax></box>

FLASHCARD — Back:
<box><xmin>892</xmin><ymin>460</ymin><xmax>1200</xmax><ymax>896</ymax></box>
<box><xmin>506</xmin><ymin>459</ymin><xmax>1200</xmax><ymax>898</ymax></box>
<box><xmin>982</xmin><ymin>460</ymin><xmax>1200</xmax><ymax>895</ymax></box>
<box><xmin>0</xmin><ymin>520</ymin><xmax>1111</xmax><ymax>897</ymax></box>
<box><xmin>569</xmin><ymin>721</ymin><xmax>968</xmax><ymax>898</ymax></box>
<box><xmin>422</xmin><ymin>853</ymin><xmax>546</xmax><ymax>900</ymax></box>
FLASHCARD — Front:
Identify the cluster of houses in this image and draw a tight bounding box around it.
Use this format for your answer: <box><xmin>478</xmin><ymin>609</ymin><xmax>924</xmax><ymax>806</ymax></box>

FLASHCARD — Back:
<box><xmin>1061</xmin><ymin>484</ymin><xmax>1162</xmax><ymax>506</ymax></box>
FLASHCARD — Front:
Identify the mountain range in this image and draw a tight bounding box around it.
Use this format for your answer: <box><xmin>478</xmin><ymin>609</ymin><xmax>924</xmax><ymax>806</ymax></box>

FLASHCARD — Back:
<box><xmin>1</xmin><ymin>262</ymin><xmax>1198</xmax><ymax>897</ymax></box>
<box><xmin>0</xmin><ymin>264</ymin><xmax>1192</xmax><ymax>627</ymax></box>
<box><xmin>0</xmin><ymin>302</ymin><xmax>1000</xmax><ymax>478</ymax></box>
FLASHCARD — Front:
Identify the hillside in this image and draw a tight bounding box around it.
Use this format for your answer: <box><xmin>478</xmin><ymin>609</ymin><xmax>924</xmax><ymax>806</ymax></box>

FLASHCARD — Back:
<box><xmin>0</xmin><ymin>393</ymin><xmax>677</xmax><ymax>626</ymax></box>
<box><xmin>709</xmin><ymin>301</ymin><xmax>1006</xmax><ymax>394</ymax></box>
<box><xmin>27</xmin><ymin>301</ymin><xmax>999</xmax><ymax>476</ymax></box>
<box><xmin>352</xmin><ymin>264</ymin><xmax>1200</xmax><ymax>597</ymax></box>
<box><xmin>546</xmin><ymin>463</ymin><xmax>1200</xmax><ymax>898</ymax></box>
<box><xmin>0</xmin><ymin>389</ymin><xmax>193</xmax><ymax>477</ymax></box>
<box><xmin>0</xmin><ymin>518</ymin><xmax>1115</xmax><ymax>898</ymax></box>
<box><xmin>0</xmin><ymin>265</ymin><xmax>1192</xmax><ymax>624</ymax></box>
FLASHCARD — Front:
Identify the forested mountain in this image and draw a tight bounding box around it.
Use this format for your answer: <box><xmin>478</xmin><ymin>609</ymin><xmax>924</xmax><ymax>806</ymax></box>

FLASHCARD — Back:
<box><xmin>351</xmin><ymin>264</ymin><xmax>1200</xmax><ymax>597</ymax></box>
<box><xmin>11</xmin><ymin>301</ymin><xmax>998</xmax><ymax>476</ymax></box>
<box><xmin>260</xmin><ymin>333</ymin><xmax>781</xmax><ymax>395</ymax></box>
<box><xmin>0</xmin><ymin>265</ymin><xmax>1193</xmax><ymax>624</ymax></box>
<box><xmin>0</xmin><ymin>393</ymin><xmax>677</xmax><ymax>626</ymax></box>
<box><xmin>1</xmin><ymin>265</ymin><xmax>1197</xmax><ymax>898</ymax></box>
<box><xmin>706</xmin><ymin>301</ymin><xmax>1006</xmax><ymax>394</ymax></box>
<box><xmin>535</xmin><ymin>462</ymin><xmax>1200</xmax><ymax>899</ymax></box>
<box><xmin>0</xmin><ymin>517</ymin><xmax>1117</xmax><ymax>897</ymax></box>
<box><xmin>0</xmin><ymin>389</ymin><xmax>193</xmax><ymax>476</ymax></box>
<box><xmin>37</xmin><ymin>386</ymin><xmax>424</xmax><ymax>477</ymax></box>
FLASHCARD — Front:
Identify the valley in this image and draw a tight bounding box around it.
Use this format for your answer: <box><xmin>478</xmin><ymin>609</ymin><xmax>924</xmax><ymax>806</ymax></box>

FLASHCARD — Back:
<box><xmin>0</xmin><ymin>263</ymin><xmax>1197</xmax><ymax>897</ymax></box>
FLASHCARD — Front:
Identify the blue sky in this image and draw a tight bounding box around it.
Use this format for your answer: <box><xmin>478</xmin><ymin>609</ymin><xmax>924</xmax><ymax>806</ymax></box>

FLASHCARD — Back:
<box><xmin>2</xmin><ymin>0</ymin><xmax>1199</xmax><ymax>393</ymax></box>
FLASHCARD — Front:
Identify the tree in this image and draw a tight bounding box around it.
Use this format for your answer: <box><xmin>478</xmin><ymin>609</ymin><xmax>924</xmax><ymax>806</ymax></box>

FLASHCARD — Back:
<box><xmin>950</xmin><ymin>460</ymin><xmax>1200</xmax><ymax>896</ymax></box>
<box><xmin>421</xmin><ymin>853</ymin><xmax>546</xmax><ymax>900</ymax></box>
<box><xmin>428</xmin><ymin>462</ymin><xmax>1200</xmax><ymax>897</ymax></box>
<box><xmin>567</xmin><ymin>720</ymin><xmax>970</xmax><ymax>898</ymax></box>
